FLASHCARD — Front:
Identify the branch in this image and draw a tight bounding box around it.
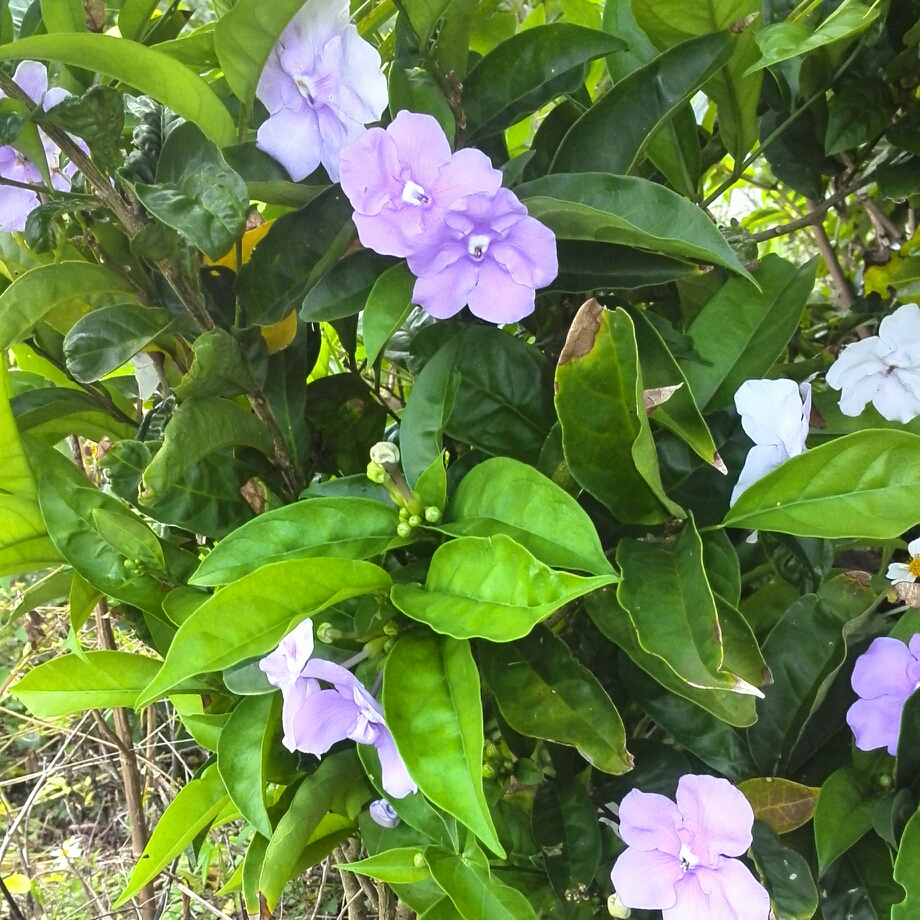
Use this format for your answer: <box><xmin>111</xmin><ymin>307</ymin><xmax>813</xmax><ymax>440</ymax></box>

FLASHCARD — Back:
<box><xmin>806</xmin><ymin>198</ymin><xmax>854</xmax><ymax>310</ymax></box>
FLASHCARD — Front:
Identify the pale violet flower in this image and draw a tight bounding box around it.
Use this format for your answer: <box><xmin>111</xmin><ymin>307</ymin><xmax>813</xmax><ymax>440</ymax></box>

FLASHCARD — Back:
<box><xmin>826</xmin><ymin>303</ymin><xmax>920</xmax><ymax>424</ymax></box>
<box><xmin>611</xmin><ymin>775</ymin><xmax>770</xmax><ymax>920</ymax></box>
<box><xmin>0</xmin><ymin>61</ymin><xmax>84</xmax><ymax>232</ymax></box>
<box><xmin>847</xmin><ymin>635</ymin><xmax>920</xmax><ymax>755</ymax></box>
<box><xmin>730</xmin><ymin>378</ymin><xmax>811</xmax><ymax>505</ymax></box>
<box><xmin>405</xmin><ymin>188</ymin><xmax>558</xmax><ymax>324</ymax></box>
<box><xmin>255</xmin><ymin>0</ymin><xmax>387</xmax><ymax>182</ymax></box>
<box><xmin>259</xmin><ymin>618</ymin><xmax>318</xmax><ymax>750</ymax></box>
<box><xmin>888</xmin><ymin>539</ymin><xmax>920</xmax><ymax>585</ymax></box>
<box><xmin>369</xmin><ymin>799</ymin><xmax>401</xmax><ymax>828</ymax></box>
<box><xmin>339</xmin><ymin>111</ymin><xmax>502</xmax><ymax>258</ymax></box>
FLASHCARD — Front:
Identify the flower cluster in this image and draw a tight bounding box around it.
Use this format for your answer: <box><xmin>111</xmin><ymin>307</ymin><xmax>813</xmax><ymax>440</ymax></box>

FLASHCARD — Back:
<box><xmin>847</xmin><ymin>634</ymin><xmax>920</xmax><ymax>755</ymax></box>
<box><xmin>340</xmin><ymin>111</ymin><xmax>558</xmax><ymax>324</ymax></box>
<box><xmin>0</xmin><ymin>61</ymin><xmax>85</xmax><ymax>233</ymax></box>
<box><xmin>610</xmin><ymin>774</ymin><xmax>770</xmax><ymax>920</ymax></box>
<box><xmin>260</xmin><ymin>619</ymin><xmax>416</xmax><ymax>799</ymax></box>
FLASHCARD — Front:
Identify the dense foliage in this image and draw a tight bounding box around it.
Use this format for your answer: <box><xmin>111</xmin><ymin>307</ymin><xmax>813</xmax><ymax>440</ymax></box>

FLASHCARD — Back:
<box><xmin>3</xmin><ymin>0</ymin><xmax>920</xmax><ymax>918</ymax></box>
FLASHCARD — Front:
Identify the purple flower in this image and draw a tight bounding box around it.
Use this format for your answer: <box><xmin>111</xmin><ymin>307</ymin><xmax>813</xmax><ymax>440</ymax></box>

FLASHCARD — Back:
<box><xmin>404</xmin><ymin>187</ymin><xmax>558</xmax><ymax>324</ymax></box>
<box><xmin>611</xmin><ymin>774</ymin><xmax>770</xmax><ymax>920</ymax></box>
<box><xmin>255</xmin><ymin>0</ymin><xmax>387</xmax><ymax>182</ymax></box>
<box><xmin>847</xmin><ymin>635</ymin><xmax>920</xmax><ymax>755</ymax></box>
<box><xmin>0</xmin><ymin>61</ymin><xmax>83</xmax><ymax>232</ymax></box>
<box><xmin>339</xmin><ymin>111</ymin><xmax>502</xmax><ymax>258</ymax></box>
<box><xmin>369</xmin><ymin>799</ymin><xmax>401</xmax><ymax>828</ymax></box>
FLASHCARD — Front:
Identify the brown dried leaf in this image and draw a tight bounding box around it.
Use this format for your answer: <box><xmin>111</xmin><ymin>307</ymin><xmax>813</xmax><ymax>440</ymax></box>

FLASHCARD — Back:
<box><xmin>240</xmin><ymin>478</ymin><xmax>266</xmax><ymax>515</ymax></box>
<box><xmin>558</xmin><ymin>299</ymin><xmax>603</xmax><ymax>367</ymax></box>
<box><xmin>643</xmin><ymin>384</ymin><xmax>682</xmax><ymax>414</ymax></box>
<box><xmin>893</xmin><ymin>581</ymin><xmax>920</xmax><ymax>609</ymax></box>
<box><xmin>738</xmin><ymin>777</ymin><xmax>820</xmax><ymax>834</ymax></box>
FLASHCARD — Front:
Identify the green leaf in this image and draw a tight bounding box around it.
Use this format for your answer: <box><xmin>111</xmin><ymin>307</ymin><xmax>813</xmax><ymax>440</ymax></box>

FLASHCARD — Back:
<box><xmin>555</xmin><ymin>302</ymin><xmax>683</xmax><ymax>524</ymax></box>
<box><xmin>0</xmin><ymin>33</ymin><xmax>235</xmax><ymax>145</ymax></box>
<box><xmin>517</xmin><ymin>173</ymin><xmax>752</xmax><ymax>279</ymax></box>
<box><xmin>0</xmin><ymin>261</ymin><xmax>141</xmax><ymax>350</ymax></box>
<box><xmin>363</xmin><ymin>262</ymin><xmax>415</xmax><ymax>366</ymax></box>
<box><xmin>117</xmin><ymin>0</ymin><xmax>159</xmax><ymax>40</ymax></box>
<box><xmin>893</xmin><ymin>809</ymin><xmax>920</xmax><ymax>920</ymax></box>
<box><xmin>6</xmin><ymin>567</ymin><xmax>71</xmax><ymax>624</ymax></box>
<box><xmin>823</xmin><ymin>833</ymin><xmax>902</xmax><ymax>920</ymax></box>
<box><xmin>723</xmin><ymin>430</ymin><xmax>920</xmax><ymax>539</ymax></box>
<box><xmin>338</xmin><ymin>848</ymin><xmax>431</xmax><ymax>885</ymax></box>
<box><xmin>390</xmin><ymin>534</ymin><xmax>616</xmax><ymax>642</ymax></box>
<box><xmin>702</xmin><ymin>529</ymin><xmax>741</xmax><ymax>606</ymax></box>
<box><xmin>301</xmin><ymin>250</ymin><xmax>396</xmax><ymax>323</ymax></box>
<box><xmin>631</xmin><ymin>0</ymin><xmax>756</xmax><ymax>47</ymax></box>
<box><xmin>462</xmin><ymin>24</ymin><xmax>625</xmax><ymax>140</ymax></box>
<box><xmin>751</xmin><ymin>821</ymin><xmax>819</xmax><ymax>920</ymax></box>
<box><xmin>41</xmin><ymin>0</ymin><xmax>86</xmax><ymax>32</ymax></box>
<box><xmin>825</xmin><ymin>77</ymin><xmax>897</xmax><ymax>156</ymax></box>
<box><xmin>747</xmin><ymin>0</ymin><xmax>882</xmax><ymax>75</ymax></box>
<box><xmin>479</xmin><ymin>626</ymin><xmax>630</xmax><ymax>774</ymax></box>
<box><xmin>896</xmin><ymin>689</ymin><xmax>920</xmax><ymax>792</ymax></box>
<box><xmin>92</xmin><ymin>507</ymin><xmax>165</xmax><ymax>571</ymax></box>
<box><xmin>440</xmin><ymin>457</ymin><xmax>612</xmax><ymax>575</ymax></box>
<box><xmin>737</xmin><ymin>778</ymin><xmax>819</xmax><ymax>836</ymax></box>
<box><xmin>40</xmin><ymin>85</ymin><xmax>124</xmax><ymax>171</ymax></box>
<box><xmin>174</xmin><ymin>328</ymin><xmax>258</xmax><ymax>401</ymax></box>
<box><xmin>814</xmin><ymin>768</ymin><xmax>875</xmax><ymax>876</ymax></box>
<box><xmin>235</xmin><ymin>186</ymin><xmax>354</xmax><ymax>326</ymax></box>
<box><xmin>63</xmin><ymin>304</ymin><xmax>173</xmax><ymax>383</ymax></box>
<box><xmin>551</xmin><ymin>31</ymin><xmax>732</xmax><ymax>175</ymax></box>
<box><xmin>632</xmin><ymin>309</ymin><xmax>718</xmax><ymax>465</ymax></box>
<box><xmin>139</xmin><ymin>397</ymin><xmax>273</xmax><ymax>503</ymax></box>
<box><xmin>0</xmin><ymin>361</ymin><xmax>40</xmax><ymax>500</ymax></box>
<box><xmin>135</xmin><ymin>123</ymin><xmax>248</xmax><ymax>261</ymax></box>
<box><xmin>389</xmin><ymin>64</ymin><xmax>456</xmax><ymax>142</ymax></box>
<box><xmin>217</xmin><ymin>693</ymin><xmax>277</xmax><ymax>839</ymax></box>
<box><xmin>11</xmin><ymin>387</ymin><xmax>136</xmax><ymax>443</ymax></box>
<box><xmin>11</xmin><ymin>650</ymin><xmax>161</xmax><ymax>718</ymax></box>
<box><xmin>385</xmin><ymin>632</ymin><xmax>504</xmax><ymax>857</ymax></box>
<box><xmin>554</xmin><ymin>240</ymin><xmax>699</xmax><ymax>291</ymax></box>
<box><xmin>136</xmin><ymin>558</ymin><xmax>391</xmax><ymax>704</ymax></box>
<box><xmin>425</xmin><ymin>845</ymin><xmax>538</xmax><ymax>920</ymax></box>
<box><xmin>260</xmin><ymin>751</ymin><xmax>366</xmax><ymax>910</ymax></box>
<box><xmin>116</xmin><ymin>765</ymin><xmax>229</xmax><ymax>906</ymax></box>
<box><xmin>190</xmin><ymin>497</ymin><xmax>403</xmax><ymax>586</ymax></box>
<box><xmin>214</xmin><ymin>0</ymin><xmax>317</xmax><ymax>108</ymax></box>
<box><xmin>681</xmin><ymin>254</ymin><xmax>818</xmax><ymax>410</ymax></box>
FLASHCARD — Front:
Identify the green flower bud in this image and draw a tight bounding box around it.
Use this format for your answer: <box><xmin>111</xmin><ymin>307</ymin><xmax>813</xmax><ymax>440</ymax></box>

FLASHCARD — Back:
<box><xmin>383</xmin><ymin>621</ymin><xmax>399</xmax><ymax>636</ymax></box>
<box><xmin>878</xmin><ymin>772</ymin><xmax>893</xmax><ymax>789</ymax></box>
<box><xmin>413</xmin><ymin>852</ymin><xmax>426</xmax><ymax>869</ymax></box>
<box><xmin>370</xmin><ymin>441</ymin><xmax>401</xmax><ymax>466</ymax></box>
<box><xmin>607</xmin><ymin>894</ymin><xmax>631</xmax><ymax>918</ymax></box>
<box><xmin>424</xmin><ymin>506</ymin><xmax>442</xmax><ymax>523</ymax></box>
<box><xmin>367</xmin><ymin>461</ymin><xmax>387</xmax><ymax>484</ymax></box>
<box><xmin>482</xmin><ymin>763</ymin><xmax>497</xmax><ymax>779</ymax></box>
<box><xmin>408</xmin><ymin>514</ymin><xmax>422</xmax><ymax>528</ymax></box>
<box><xmin>399</xmin><ymin>507</ymin><xmax>410</xmax><ymax>521</ymax></box>
<box><xmin>396</xmin><ymin>522</ymin><xmax>413</xmax><ymax>539</ymax></box>
<box><xmin>315</xmin><ymin>623</ymin><xmax>342</xmax><ymax>644</ymax></box>
<box><xmin>484</xmin><ymin>743</ymin><xmax>500</xmax><ymax>760</ymax></box>
<box><xmin>123</xmin><ymin>559</ymin><xmax>136</xmax><ymax>570</ymax></box>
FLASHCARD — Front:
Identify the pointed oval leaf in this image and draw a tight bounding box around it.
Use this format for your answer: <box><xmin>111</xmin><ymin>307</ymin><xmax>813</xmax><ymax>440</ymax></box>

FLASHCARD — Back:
<box><xmin>738</xmin><ymin>777</ymin><xmax>819</xmax><ymax>836</ymax></box>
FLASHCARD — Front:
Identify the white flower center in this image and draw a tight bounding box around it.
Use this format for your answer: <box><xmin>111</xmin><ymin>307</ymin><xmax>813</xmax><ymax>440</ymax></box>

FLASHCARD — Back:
<box><xmin>401</xmin><ymin>180</ymin><xmax>429</xmax><ymax>206</ymax></box>
<box><xmin>295</xmin><ymin>75</ymin><xmax>316</xmax><ymax>103</ymax></box>
<box><xmin>678</xmin><ymin>844</ymin><xmax>700</xmax><ymax>872</ymax></box>
<box><xmin>468</xmin><ymin>234</ymin><xmax>490</xmax><ymax>260</ymax></box>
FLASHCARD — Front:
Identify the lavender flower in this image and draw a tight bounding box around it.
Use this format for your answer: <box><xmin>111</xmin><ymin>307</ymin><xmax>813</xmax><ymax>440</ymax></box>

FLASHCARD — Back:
<box><xmin>888</xmin><ymin>538</ymin><xmax>920</xmax><ymax>585</ymax></box>
<box><xmin>847</xmin><ymin>635</ymin><xmax>920</xmax><ymax>755</ymax></box>
<box><xmin>405</xmin><ymin>188</ymin><xmax>558</xmax><ymax>324</ymax></box>
<box><xmin>611</xmin><ymin>774</ymin><xmax>770</xmax><ymax>920</ymax></box>
<box><xmin>255</xmin><ymin>0</ymin><xmax>387</xmax><ymax>182</ymax></box>
<box><xmin>826</xmin><ymin>303</ymin><xmax>920</xmax><ymax>424</ymax></box>
<box><xmin>339</xmin><ymin>111</ymin><xmax>502</xmax><ymax>257</ymax></box>
<box><xmin>731</xmin><ymin>379</ymin><xmax>811</xmax><ymax>505</ymax></box>
<box><xmin>0</xmin><ymin>61</ymin><xmax>82</xmax><ymax>232</ymax></box>
<box><xmin>369</xmin><ymin>799</ymin><xmax>401</xmax><ymax>828</ymax></box>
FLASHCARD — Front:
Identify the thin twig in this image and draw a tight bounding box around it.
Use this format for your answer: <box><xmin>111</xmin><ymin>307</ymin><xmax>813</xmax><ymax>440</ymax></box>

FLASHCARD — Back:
<box><xmin>806</xmin><ymin>198</ymin><xmax>854</xmax><ymax>310</ymax></box>
<box><xmin>171</xmin><ymin>881</ymin><xmax>235</xmax><ymax>920</ymax></box>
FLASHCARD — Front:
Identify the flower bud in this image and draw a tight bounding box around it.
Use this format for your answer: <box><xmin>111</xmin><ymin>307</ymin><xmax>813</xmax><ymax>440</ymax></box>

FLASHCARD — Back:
<box><xmin>366</xmin><ymin>461</ymin><xmax>387</xmax><ymax>484</ymax></box>
<box><xmin>396</xmin><ymin>522</ymin><xmax>413</xmax><ymax>539</ymax></box>
<box><xmin>607</xmin><ymin>894</ymin><xmax>631</xmax><ymax>919</ymax></box>
<box><xmin>413</xmin><ymin>852</ymin><xmax>426</xmax><ymax>869</ymax></box>
<box><xmin>123</xmin><ymin>559</ymin><xmax>136</xmax><ymax>570</ymax></box>
<box><xmin>424</xmin><ymin>506</ymin><xmax>441</xmax><ymax>523</ymax></box>
<box><xmin>383</xmin><ymin>638</ymin><xmax>395</xmax><ymax>652</ymax></box>
<box><xmin>482</xmin><ymin>763</ymin><xmax>497</xmax><ymax>779</ymax></box>
<box><xmin>399</xmin><ymin>507</ymin><xmax>410</xmax><ymax>521</ymax></box>
<box><xmin>484</xmin><ymin>743</ymin><xmax>500</xmax><ymax>760</ymax></box>
<box><xmin>369</xmin><ymin>799</ymin><xmax>401</xmax><ymax>828</ymax></box>
<box><xmin>369</xmin><ymin>441</ymin><xmax>400</xmax><ymax>466</ymax></box>
<box><xmin>408</xmin><ymin>515</ymin><xmax>422</xmax><ymax>528</ymax></box>
<box><xmin>383</xmin><ymin>621</ymin><xmax>399</xmax><ymax>636</ymax></box>
<box><xmin>315</xmin><ymin>622</ymin><xmax>342</xmax><ymax>644</ymax></box>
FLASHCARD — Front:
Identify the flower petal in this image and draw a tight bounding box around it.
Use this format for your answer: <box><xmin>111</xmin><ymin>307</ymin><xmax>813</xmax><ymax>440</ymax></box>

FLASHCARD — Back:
<box><xmin>374</xmin><ymin>731</ymin><xmax>418</xmax><ymax>798</ymax></box>
<box><xmin>289</xmin><ymin>687</ymin><xmax>359</xmax><ymax>754</ymax></box>
<box><xmin>302</xmin><ymin>656</ymin><xmax>362</xmax><ymax>693</ymax></box>
<box><xmin>611</xmin><ymin>847</ymin><xmax>682</xmax><ymax>910</ymax></box>
<box><xmin>386</xmin><ymin>110</ymin><xmax>452</xmax><ymax>188</ymax></box>
<box><xmin>411</xmin><ymin>261</ymin><xmax>478</xmax><ymax>320</ymax></box>
<box><xmin>467</xmin><ymin>257</ymin><xmax>536</xmax><ymax>324</ymax></box>
<box><xmin>730</xmin><ymin>443</ymin><xmax>788</xmax><ymax>506</ymax></box>
<box><xmin>12</xmin><ymin>61</ymin><xmax>48</xmax><ymax>102</ymax></box>
<box><xmin>339</xmin><ymin>126</ymin><xmax>401</xmax><ymax>216</ymax></box>
<box><xmin>692</xmin><ymin>859</ymin><xmax>772</xmax><ymax>920</ymax></box>
<box><xmin>872</xmin><ymin>376</ymin><xmax>920</xmax><ymax>424</ymax></box>
<box><xmin>826</xmin><ymin>337</ymin><xmax>890</xmax><ymax>392</ymax></box>
<box><xmin>878</xmin><ymin>303</ymin><xmax>920</xmax><ymax>349</ymax></box>
<box><xmin>256</xmin><ymin>104</ymin><xmax>322</xmax><ymax>182</ymax></box>
<box><xmin>677</xmin><ymin>774</ymin><xmax>754</xmax><ymax>861</ymax></box>
<box><xmin>617</xmin><ymin>789</ymin><xmax>683</xmax><ymax>854</ymax></box>
<box><xmin>852</xmin><ymin>637</ymin><xmax>917</xmax><ymax>700</ymax></box>
<box><xmin>847</xmin><ymin>695</ymin><xmax>906</xmax><ymax>755</ymax></box>
<box><xmin>434</xmin><ymin>147</ymin><xmax>503</xmax><ymax>207</ymax></box>
<box><xmin>491</xmin><ymin>214</ymin><xmax>558</xmax><ymax>290</ymax></box>
<box><xmin>338</xmin><ymin>26</ymin><xmax>388</xmax><ymax>125</ymax></box>
<box><xmin>887</xmin><ymin>563</ymin><xmax>916</xmax><ymax>585</ymax></box>
<box><xmin>280</xmin><ymin>676</ymin><xmax>320</xmax><ymax>751</ymax></box>
<box><xmin>734</xmin><ymin>378</ymin><xmax>808</xmax><ymax>456</ymax></box>
<box><xmin>0</xmin><ymin>183</ymin><xmax>39</xmax><ymax>232</ymax></box>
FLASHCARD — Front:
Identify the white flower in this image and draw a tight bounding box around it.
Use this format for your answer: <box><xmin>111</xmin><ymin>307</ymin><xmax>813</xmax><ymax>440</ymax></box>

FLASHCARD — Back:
<box><xmin>731</xmin><ymin>378</ymin><xmax>811</xmax><ymax>505</ymax></box>
<box><xmin>51</xmin><ymin>835</ymin><xmax>83</xmax><ymax>869</ymax></box>
<box><xmin>826</xmin><ymin>303</ymin><xmax>920</xmax><ymax>424</ymax></box>
<box><xmin>888</xmin><ymin>538</ymin><xmax>920</xmax><ymax>585</ymax></box>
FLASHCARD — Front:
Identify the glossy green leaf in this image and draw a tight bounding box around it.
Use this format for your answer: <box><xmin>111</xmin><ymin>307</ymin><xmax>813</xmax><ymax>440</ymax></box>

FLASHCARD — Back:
<box><xmin>116</xmin><ymin>765</ymin><xmax>229</xmax><ymax>905</ymax></box>
<box><xmin>301</xmin><ymin>250</ymin><xmax>396</xmax><ymax>323</ymax></box>
<box><xmin>893</xmin><ymin>809</ymin><xmax>920</xmax><ymax>920</ymax></box>
<box><xmin>139</xmin><ymin>397</ymin><xmax>273</xmax><ymax>503</ymax></box>
<box><xmin>517</xmin><ymin>173</ymin><xmax>751</xmax><ymax>279</ymax></box>
<box><xmin>40</xmin><ymin>84</ymin><xmax>124</xmax><ymax>172</ymax></box>
<box><xmin>896</xmin><ymin>688</ymin><xmax>920</xmax><ymax>792</ymax></box>
<box><xmin>425</xmin><ymin>845</ymin><xmax>538</xmax><ymax>920</ymax></box>
<box><xmin>555</xmin><ymin>303</ymin><xmax>682</xmax><ymax>523</ymax></box>
<box><xmin>751</xmin><ymin>821</ymin><xmax>819</xmax><ymax>920</ymax></box>
<box><xmin>554</xmin><ymin>240</ymin><xmax>699</xmax><ymax>291</ymax></box>
<box><xmin>463</xmin><ymin>24</ymin><xmax>625</xmax><ymax>140</ymax></box>
<box><xmin>11</xmin><ymin>387</ymin><xmax>135</xmax><ymax>443</ymax></box>
<box><xmin>92</xmin><ymin>507</ymin><xmax>165</xmax><ymax>572</ymax></box>
<box><xmin>0</xmin><ymin>34</ymin><xmax>235</xmax><ymax>145</ymax></box>
<box><xmin>190</xmin><ymin>497</ymin><xmax>403</xmax><ymax>586</ymax></box>
<box><xmin>385</xmin><ymin>632</ymin><xmax>504</xmax><ymax>856</ymax></box>
<box><xmin>391</xmin><ymin>535</ymin><xmax>616</xmax><ymax>642</ymax></box>
<box><xmin>389</xmin><ymin>63</ymin><xmax>456</xmax><ymax>142</ymax></box>
<box><xmin>723</xmin><ymin>430</ymin><xmax>920</xmax><ymax>539</ymax></box>
<box><xmin>63</xmin><ymin>304</ymin><xmax>172</xmax><ymax>383</ymax></box>
<box><xmin>552</xmin><ymin>32</ymin><xmax>732</xmax><ymax>175</ymax></box>
<box><xmin>825</xmin><ymin>77</ymin><xmax>896</xmax><ymax>156</ymax></box>
<box><xmin>173</xmin><ymin>328</ymin><xmax>258</xmax><ymax>401</ymax></box>
<box><xmin>41</xmin><ymin>0</ymin><xmax>86</xmax><ymax>32</ymax></box>
<box><xmin>0</xmin><ymin>261</ymin><xmax>141</xmax><ymax>350</ymax></box>
<box><xmin>338</xmin><ymin>848</ymin><xmax>431</xmax><ymax>885</ymax></box>
<box><xmin>235</xmin><ymin>186</ymin><xmax>354</xmax><ymax>326</ymax></box>
<box><xmin>479</xmin><ymin>626</ymin><xmax>630</xmax><ymax>774</ymax></box>
<box><xmin>241</xmin><ymin>834</ymin><xmax>269</xmax><ymax>916</ymax></box>
<box><xmin>631</xmin><ymin>0</ymin><xmax>756</xmax><ymax>47</ymax></box>
<box><xmin>0</xmin><ymin>361</ymin><xmax>40</xmax><ymax>500</ymax></box>
<box><xmin>11</xmin><ymin>650</ymin><xmax>161</xmax><ymax>718</ymax></box>
<box><xmin>117</xmin><ymin>0</ymin><xmax>159</xmax><ymax>40</ymax></box>
<box><xmin>681</xmin><ymin>254</ymin><xmax>818</xmax><ymax>409</ymax></box>
<box><xmin>363</xmin><ymin>261</ymin><xmax>415</xmax><ymax>366</ymax></box>
<box><xmin>823</xmin><ymin>832</ymin><xmax>902</xmax><ymax>920</ymax></box>
<box><xmin>748</xmin><ymin>0</ymin><xmax>882</xmax><ymax>75</ymax></box>
<box><xmin>440</xmin><ymin>457</ymin><xmax>612</xmax><ymax>575</ymax></box>
<box><xmin>217</xmin><ymin>693</ymin><xmax>277</xmax><ymax>839</ymax></box>
<box><xmin>137</xmin><ymin>558</ymin><xmax>390</xmax><ymax>704</ymax></box>
<box><xmin>814</xmin><ymin>768</ymin><xmax>875</xmax><ymax>876</ymax></box>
